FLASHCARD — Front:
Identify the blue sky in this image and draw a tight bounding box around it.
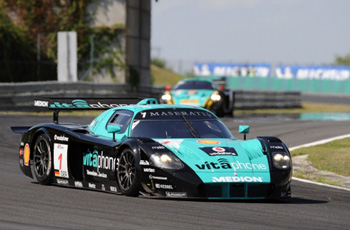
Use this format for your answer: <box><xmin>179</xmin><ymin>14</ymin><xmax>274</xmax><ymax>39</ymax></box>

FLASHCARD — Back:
<box><xmin>151</xmin><ymin>0</ymin><xmax>350</xmax><ymax>68</ymax></box>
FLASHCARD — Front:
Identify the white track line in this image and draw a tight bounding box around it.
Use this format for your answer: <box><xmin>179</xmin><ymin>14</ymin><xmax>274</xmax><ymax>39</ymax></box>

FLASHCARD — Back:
<box><xmin>292</xmin><ymin>177</ymin><xmax>350</xmax><ymax>192</ymax></box>
<box><xmin>290</xmin><ymin>134</ymin><xmax>350</xmax><ymax>191</ymax></box>
<box><xmin>290</xmin><ymin>134</ymin><xmax>350</xmax><ymax>151</ymax></box>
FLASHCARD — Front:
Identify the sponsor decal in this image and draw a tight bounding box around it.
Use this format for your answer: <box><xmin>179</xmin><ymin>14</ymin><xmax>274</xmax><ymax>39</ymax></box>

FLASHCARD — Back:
<box><xmin>195</xmin><ymin>158</ymin><xmax>267</xmax><ymax>171</ymax></box>
<box><xmin>83</xmin><ymin>146</ymin><xmax>116</xmax><ymax>176</ymax></box>
<box><xmin>54</xmin><ymin>134</ymin><xmax>69</xmax><ymax>142</ymax></box>
<box><xmin>149</xmin><ymin>111</ymin><xmax>211</xmax><ymax>117</ymax></box>
<box><xmin>57</xmin><ymin>179</ymin><xmax>69</xmax><ymax>185</ymax></box>
<box><xmin>86</xmin><ymin>170</ymin><xmax>107</xmax><ymax>178</ymax></box>
<box><xmin>149</xmin><ymin>175</ymin><xmax>167</xmax><ymax>181</ymax></box>
<box><xmin>197</xmin><ymin>140</ymin><xmax>220</xmax><ymax>145</ymax></box>
<box><xmin>187</xmin><ymin>90</ymin><xmax>197</xmax><ymax>95</ymax></box>
<box><xmin>270</xmin><ymin>146</ymin><xmax>284</xmax><ymax>149</ymax></box>
<box><xmin>157</xmin><ymin>139</ymin><xmax>183</xmax><ymax>150</ymax></box>
<box><xmin>212</xmin><ymin>176</ymin><xmax>263</xmax><ymax>183</ymax></box>
<box><xmin>152</xmin><ymin>146</ymin><xmax>166</xmax><ymax>150</ymax></box>
<box><xmin>140</xmin><ymin>160</ymin><xmax>150</xmax><ymax>166</ymax></box>
<box><xmin>74</xmin><ymin>181</ymin><xmax>83</xmax><ymax>187</ymax></box>
<box><xmin>143</xmin><ymin>168</ymin><xmax>155</xmax><ymax>173</ymax></box>
<box><xmin>110</xmin><ymin>186</ymin><xmax>118</xmax><ymax>192</ymax></box>
<box><xmin>137</xmin><ymin>110</ymin><xmax>213</xmax><ymax>119</ymax></box>
<box><xmin>166</xmin><ymin>192</ymin><xmax>187</xmax><ymax>198</ymax></box>
<box><xmin>49</xmin><ymin>99</ymin><xmax>130</xmax><ymax>109</ymax></box>
<box><xmin>200</xmin><ymin>147</ymin><xmax>238</xmax><ymax>156</ymax></box>
<box><xmin>34</xmin><ymin>100</ymin><xmax>49</xmax><ymax>107</ymax></box>
<box><xmin>88</xmin><ymin>183</ymin><xmax>96</xmax><ymax>189</ymax></box>
<box><xmin>24</xmin><ymin>144</ymin><xmax>30</xmax><ymax>166</ymax></box>
<box><xmin>54</xmin><ymin>144</ymin><xmax>69</xmax><ymax>178</ymax></box>
<box><xmin>155</xmin><ymin>184</ymin><xmax>173</xmax><ymax>190</ymax></box>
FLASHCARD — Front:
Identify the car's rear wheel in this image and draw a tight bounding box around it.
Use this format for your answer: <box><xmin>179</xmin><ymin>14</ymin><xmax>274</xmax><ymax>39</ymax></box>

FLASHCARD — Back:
<box><xmin>33</xmin><ymin>134</ymin><xmax>53</xmax><ymax>185</ymax></box>
<box><xmin>117</xmin><ymin>148</ymin><xmax>140</xmax><ymax>196</ymax></box>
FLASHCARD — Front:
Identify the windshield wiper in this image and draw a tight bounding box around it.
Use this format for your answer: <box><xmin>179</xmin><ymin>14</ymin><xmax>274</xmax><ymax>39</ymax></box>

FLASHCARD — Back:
<box><xmin>181</xmin><ymin>114</ymin><xmax>200</xmax><ymax>138</ymax></box>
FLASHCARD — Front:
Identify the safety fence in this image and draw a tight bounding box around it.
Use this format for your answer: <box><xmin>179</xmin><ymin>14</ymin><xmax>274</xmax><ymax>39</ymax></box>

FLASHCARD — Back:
<box><xmin>0</xmin><ymin>81</ymin><xmax>301</xmax><ymax>111</ymax></box>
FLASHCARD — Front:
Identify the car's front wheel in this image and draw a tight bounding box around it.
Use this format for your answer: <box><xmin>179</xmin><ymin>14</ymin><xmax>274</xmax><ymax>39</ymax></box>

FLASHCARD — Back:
<box><xmin>33</xmin><ymin>134</ymin><xmax>53</xmax><ymax>185</ymax></box>
<box><xmin>117</xmin><ymin>148</ymin><xmax>140</xmax><ymax>196</ymax></box>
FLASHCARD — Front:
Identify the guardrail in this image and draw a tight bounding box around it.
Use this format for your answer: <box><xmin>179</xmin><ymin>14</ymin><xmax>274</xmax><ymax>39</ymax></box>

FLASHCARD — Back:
<box><xmin>0</xmin><ymin>81</ymin><xmax>301</xmax><ymax>111</ymax></box>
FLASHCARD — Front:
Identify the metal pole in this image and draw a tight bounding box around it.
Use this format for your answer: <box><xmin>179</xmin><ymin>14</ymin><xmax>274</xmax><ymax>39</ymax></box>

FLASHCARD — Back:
<box><xmin>37</xmin><ymin>34</ymin><xmax>41</xmax><ymax>80</ymax></box>
<box><xmin>89</xmin><ymin>34</ymin><xmax>94</xmax><ymax>79</ymax></box>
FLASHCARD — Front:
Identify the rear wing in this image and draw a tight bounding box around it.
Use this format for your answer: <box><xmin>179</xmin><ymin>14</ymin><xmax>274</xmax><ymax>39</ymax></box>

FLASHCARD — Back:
<box><xmin>34</xmin><ymin>98</ymin><xmax>143</xmax><ymax>124</ymax></box>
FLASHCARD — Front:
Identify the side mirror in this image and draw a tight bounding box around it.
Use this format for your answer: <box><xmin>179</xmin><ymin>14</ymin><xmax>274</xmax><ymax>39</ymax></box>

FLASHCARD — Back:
<box><xmin>107</xmin><ymin>124</ymin><xmax>121</xmax><ymax>141</ymax></box>
<box><xmin>239</xmin><ymin>125</ymin><xmax>250</xmax><ymax>140</ymax></box>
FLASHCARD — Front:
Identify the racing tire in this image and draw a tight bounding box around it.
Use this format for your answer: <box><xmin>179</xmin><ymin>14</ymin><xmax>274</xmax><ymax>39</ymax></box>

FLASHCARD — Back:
<box><xmin>117</xmin><ymin>148</ymin><xmax>140</xmax><ymax>197</ymax></box>
<box><xmin>215</xmin><ymin>106</ymin><xmax>225</xmax><ymax>117</ymax></box>
<box><xmin>32</xmin><ymin>134</ymin><xmax>53</xmax><ymax>185</ymax></box>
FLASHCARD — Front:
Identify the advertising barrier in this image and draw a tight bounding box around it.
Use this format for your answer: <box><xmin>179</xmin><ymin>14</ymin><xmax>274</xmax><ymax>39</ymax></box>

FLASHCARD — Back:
<box><xmin>275</xmin><ymin>65</ymin><xmax>350</xmax><ymax>81</ymax></box>
<box><xmin>193</xmin><ymin>63</ymin><xmax>271</xmax><ymax>78</ymax></box>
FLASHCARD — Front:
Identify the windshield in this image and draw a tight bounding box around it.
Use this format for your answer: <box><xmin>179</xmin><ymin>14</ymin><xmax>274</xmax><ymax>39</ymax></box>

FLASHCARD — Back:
<box><xmin>131</xmin><ymin>119</ymin><xmax>233</xmax><ymax>139</ymax></box>
<box><xmin>173</xmin><ymin>81</ymin><xmax>214</xmax><ymax>90</ymax></box>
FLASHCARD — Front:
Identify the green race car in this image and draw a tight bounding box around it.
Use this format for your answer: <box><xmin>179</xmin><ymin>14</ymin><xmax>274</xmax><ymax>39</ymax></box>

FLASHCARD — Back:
<box><xmin>160</xmin><ymin>78</ymin><xmax>234</xmax><ymax>116</ymax></box>
<box><xmin>12</xmin><ymin>98</ymin><xmax>292</xmax><ymax>199</ymax></box>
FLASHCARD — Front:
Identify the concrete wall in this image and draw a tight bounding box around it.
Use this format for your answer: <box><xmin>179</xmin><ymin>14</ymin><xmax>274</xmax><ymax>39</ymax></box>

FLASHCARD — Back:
<box><xmin>126</xmin><ymin>0</ymin><xmax>152</xmax><ymax>86</ymax></box>
<box><xmin>87</xmin><ymin>0</ymin><xmax>151</xmax><ymax>85</ymax></box>
<box><xmin>89</xmin><ymin>0</ymin><xmax>126</xmax><ymax>26</ymax></box>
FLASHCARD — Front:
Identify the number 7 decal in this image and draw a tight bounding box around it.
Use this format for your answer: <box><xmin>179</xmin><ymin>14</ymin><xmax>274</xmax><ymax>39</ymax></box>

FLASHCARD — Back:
<box><xmin>54</xmin><ymin>144</ymin><xmax>69</xmax><ymax>178</ymax></box>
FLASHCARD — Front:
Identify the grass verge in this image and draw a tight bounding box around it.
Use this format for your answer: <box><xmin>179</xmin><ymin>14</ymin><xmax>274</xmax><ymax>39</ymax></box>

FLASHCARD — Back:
<box><xmin>291</xmin><ymin>138</ymin><xmax>350</xmax><ymax>177</ymax></box>
<box><xmin>151</xmin><ymin>64</ymin><xmax>184</xmax><ymax>86</ymax></box>
<box><xmin>293</xmin><ymin>170</ymin><xmax>342</xmax><ymax>187</ymax></box>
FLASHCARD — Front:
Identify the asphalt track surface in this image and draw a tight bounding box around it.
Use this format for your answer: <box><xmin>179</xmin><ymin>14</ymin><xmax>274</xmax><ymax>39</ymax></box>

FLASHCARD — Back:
<box><xmin>1</xmin><ymin>115</ymin><xmax>350</xmax><ymax>230</ymax></box>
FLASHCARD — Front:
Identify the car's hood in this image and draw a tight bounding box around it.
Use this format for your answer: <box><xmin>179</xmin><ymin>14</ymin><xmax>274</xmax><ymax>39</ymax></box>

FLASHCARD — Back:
<box><xmin>171</xmin><ymin>89</ymin><xmax>214</xmax><ymax>107</ymax></box>
<box><xmin>155</xmin><ymin>138</ymin><xmax>271</xmax><ymax>183</ymax></box>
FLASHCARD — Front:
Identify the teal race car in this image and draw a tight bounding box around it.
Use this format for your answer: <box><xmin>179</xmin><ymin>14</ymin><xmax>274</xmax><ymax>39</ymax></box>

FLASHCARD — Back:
<box><xmin>160</xmin><ymin>78</ymin><xmax>234</xmax><ymax>116</ymax></box>
<box><xmin>11</xmin><ymin>98</ymin><xmax>292</xmax><ymax>199</ymax></box>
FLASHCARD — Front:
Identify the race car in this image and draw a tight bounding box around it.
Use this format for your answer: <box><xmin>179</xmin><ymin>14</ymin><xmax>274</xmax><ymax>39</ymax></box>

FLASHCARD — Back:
<box><xmin>11</xmin><ymin>98</ymin><xmax>292</xmax><ymax>199</ymax></box>
<box><xmin>160</xmin><ymin>78</ymin><xmax>234</xmax><ymax>116</ymax></box>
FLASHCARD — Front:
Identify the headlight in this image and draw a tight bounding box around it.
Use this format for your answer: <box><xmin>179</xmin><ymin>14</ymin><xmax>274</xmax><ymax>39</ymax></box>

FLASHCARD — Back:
<box><xmin>161</xmin><ymin>93</ymin><xmax>172</xmax><ymax>102</ymax></box>
<box><xmin>272</xmin><ymin>153</ymin><xmax>291</xmax><ymax>169</ymax></box>
<box><xmin>149</xmin><ymin>153</ymin><xmax>184</xmax><ymax>169</ymax></box>
<box><xmin>210</xmin><ymin>91</ymin><xmax>221</xmax><ymax>102</ymax></box>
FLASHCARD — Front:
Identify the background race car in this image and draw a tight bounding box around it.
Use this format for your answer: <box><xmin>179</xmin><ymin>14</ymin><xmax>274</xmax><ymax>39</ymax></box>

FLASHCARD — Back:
<box><xmin>11</xmin><ymin>98</ymin><xmax>292</xmax><ymax>199</ymax></box>
<box><xmin>160</xmin><ymin>78</ymin><xmax>234</xmax><ymax>116</ymax></box>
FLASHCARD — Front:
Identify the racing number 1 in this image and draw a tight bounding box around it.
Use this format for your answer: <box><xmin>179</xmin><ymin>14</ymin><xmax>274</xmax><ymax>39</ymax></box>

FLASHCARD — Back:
<box><xmin>53</xmin><ymin>144</ymin><xmax>69</xmax><ymax>178</ymax></box>
<box><xmin>58</xmin><ymin>153</ymin><xmax>62</xmax><ymax>170</ymax></box>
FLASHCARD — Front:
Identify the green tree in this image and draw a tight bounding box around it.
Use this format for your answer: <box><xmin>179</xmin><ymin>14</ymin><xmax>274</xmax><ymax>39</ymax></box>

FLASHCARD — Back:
<box><xmin>0</xmin><ymin>0</ymin><xmax>125</xmax><ymax>82</ymax></box>
<box><xmin>334</xmin><ymin>53</ymin><xmax>350</xmax><ymax>66</ymax></box>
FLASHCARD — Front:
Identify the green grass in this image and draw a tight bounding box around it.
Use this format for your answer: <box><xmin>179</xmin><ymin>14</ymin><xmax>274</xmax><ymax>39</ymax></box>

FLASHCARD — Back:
<box><xmin>291</xmin><ymin>138</ymin><xmax>350</xmax><ymax>176</ymax></box>
<box><xmin>151</xmin><ymin>64</ymin><xmax>184</xmax><ymax>86</ymax></box>
<box><xmin>293</xmin><ymin>170</ymin><xmax>342</xmax><ymax>186</ymax></box>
